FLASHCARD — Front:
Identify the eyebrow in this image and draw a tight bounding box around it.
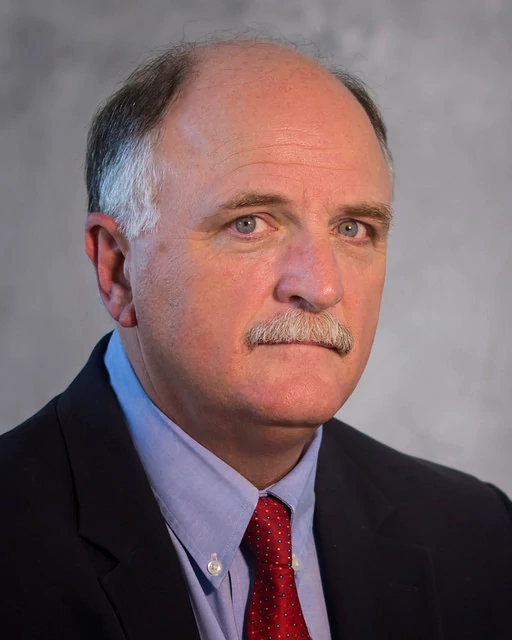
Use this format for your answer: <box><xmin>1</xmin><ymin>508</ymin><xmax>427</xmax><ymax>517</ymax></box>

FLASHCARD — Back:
<box><xmin>341</xmin><ymin>202</ymin><xmax>393</xmax><ymax>227</ymax></box>
<box><xmin>214</xmin><ymin>191</ymin><xmax>393</xmax><ymax>227</ymax></box>
<box><xmin>218</xmin><ymin>192</ymin><xmax>290</xmax><ymax>210</ymax></box>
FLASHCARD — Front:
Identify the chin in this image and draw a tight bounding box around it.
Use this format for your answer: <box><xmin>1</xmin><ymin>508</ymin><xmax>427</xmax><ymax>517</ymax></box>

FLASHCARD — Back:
<box><xmin>247</xmin><ymin>402</ymin><xmax>342</xmax><ymax>429</ymax></box>
<box><xmin>232</xmin><ymin>349</ymin><xmax>363</xmax><ymax>424</ymax></box>
<box><xmin>236</xmin><ymin>377</ymin><xmax>354</xmax><ymax>427</ymax></box>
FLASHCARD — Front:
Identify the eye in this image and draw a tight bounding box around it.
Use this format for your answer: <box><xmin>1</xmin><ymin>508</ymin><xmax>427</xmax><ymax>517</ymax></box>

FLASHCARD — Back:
<box><xmin>233</xmin><ymin>215</ymin><xmax>263</xmax><ymax>235</ymax></box>
<box><xmin>336</xmin><ymin>220</ymin><xmax>367</xmax><ymax>239</ymax></box>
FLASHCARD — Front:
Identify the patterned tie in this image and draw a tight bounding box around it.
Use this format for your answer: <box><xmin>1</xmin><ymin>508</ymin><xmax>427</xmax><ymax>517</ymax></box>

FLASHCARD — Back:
<box><xmin>244</xmin><ymin>496</ymin><xmax>311</xmax><ymax>639</ymax></box>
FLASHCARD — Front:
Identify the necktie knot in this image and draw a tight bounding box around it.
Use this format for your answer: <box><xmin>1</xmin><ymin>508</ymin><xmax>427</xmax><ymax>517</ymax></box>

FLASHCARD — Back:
<box><xmin>244</xmin><ymin>496</ymin><xmax>292</xmax><ymax>567</ymax></box>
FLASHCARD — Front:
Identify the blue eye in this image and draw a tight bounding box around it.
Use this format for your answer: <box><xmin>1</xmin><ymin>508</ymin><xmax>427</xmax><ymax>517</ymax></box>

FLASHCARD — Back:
<box><xmin>337</xmin><ymin>220</ymin><xmax>360</xmax><ymax>237</ymax></box>
<box><xmin>234</xmin><ymin>216</ymin><xmax>257</xmax><ymax>234</ymax></box>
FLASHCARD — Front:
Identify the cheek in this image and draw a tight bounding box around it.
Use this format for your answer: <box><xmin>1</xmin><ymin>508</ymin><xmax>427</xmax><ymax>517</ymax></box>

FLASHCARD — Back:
<box><xmin>156</xmin><ymin>251</ymin><xmax>272</xmax><ymax>350</ymax></box>
<box><xmin>343</xmin><ymin>267</ymin><xmax>386</xmax><ymax>338</ymax></box>
<box><xmin>130</xmin><ymin>242</ymin><xmax>194</xmax><ymax>346</ymax></box>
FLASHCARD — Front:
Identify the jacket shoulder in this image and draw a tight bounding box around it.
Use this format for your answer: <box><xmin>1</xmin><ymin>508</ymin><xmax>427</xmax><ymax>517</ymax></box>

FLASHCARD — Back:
<box><xmin>323</xmin><ymin>417</ymin><xmax>512</xmax><ymax>519</ymax></box>
<box><xmin>0</xmin><ymin>396</ymin><xmax>77</xmax><ymax>526</ymax></box>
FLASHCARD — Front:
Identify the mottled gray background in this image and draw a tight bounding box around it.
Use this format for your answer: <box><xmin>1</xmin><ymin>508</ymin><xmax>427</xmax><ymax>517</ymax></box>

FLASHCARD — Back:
<box><xmin>1</xmin><ymin>0</ymin><xmax>511</xmax><ymax>493</ymax></box>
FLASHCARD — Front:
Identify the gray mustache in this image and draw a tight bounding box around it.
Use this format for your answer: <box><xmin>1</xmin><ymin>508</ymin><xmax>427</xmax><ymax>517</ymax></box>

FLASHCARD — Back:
<box><xmin>245</xmin><ymin>309</ymin><xmax>354</xmax><ymax>356</ymax></box>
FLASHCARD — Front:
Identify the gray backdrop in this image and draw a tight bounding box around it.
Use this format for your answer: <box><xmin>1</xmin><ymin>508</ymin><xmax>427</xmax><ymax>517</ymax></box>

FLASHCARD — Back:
<box><xmin>2</xmin><ymin>0</ymin><xmax>511</xmax><ymax>493</ymax></box>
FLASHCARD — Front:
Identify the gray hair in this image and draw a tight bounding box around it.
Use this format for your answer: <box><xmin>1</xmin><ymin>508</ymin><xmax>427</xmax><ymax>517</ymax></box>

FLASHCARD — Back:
<box><xmin>246</xmin><ymin>309</ymin><xmax>354</xmax><ymax>356</ymax></box>
<box><xmin>85</xmin><ymin>38</ymin><xmax>393</xmax><ymax>240</ymax></box>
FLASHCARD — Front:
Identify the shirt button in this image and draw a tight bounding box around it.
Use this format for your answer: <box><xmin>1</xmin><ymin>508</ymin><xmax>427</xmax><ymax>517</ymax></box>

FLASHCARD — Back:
<box><xmin>207</xmin><ymin>553</ymin><xmax>223</xmax><ymax>576</ymax></box>
<box><xmin>292</xmin><ymin>554</ymin><xmax>301</xmax><ymax>572</ymax></box>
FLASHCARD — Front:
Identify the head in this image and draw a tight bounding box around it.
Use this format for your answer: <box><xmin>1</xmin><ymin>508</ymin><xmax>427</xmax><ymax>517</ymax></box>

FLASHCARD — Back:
<box><xmin>85</xmin><ymin>38</ymin><xmax>393</xmax><ymax>454</ymax></box>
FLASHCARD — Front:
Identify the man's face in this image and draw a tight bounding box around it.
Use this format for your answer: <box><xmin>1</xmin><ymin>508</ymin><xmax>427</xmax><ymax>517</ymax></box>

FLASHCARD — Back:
<box><xmin>125</xmin><ymin>47</ymin><xmax>393</xmax><ymax>431</ymax></box>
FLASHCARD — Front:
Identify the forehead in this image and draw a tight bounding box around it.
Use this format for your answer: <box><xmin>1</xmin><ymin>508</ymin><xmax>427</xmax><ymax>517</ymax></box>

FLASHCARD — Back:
<box><xmin>156</xmin><ymin>43</ymin><xmax>391</xmax><ymax>207</ymax></box>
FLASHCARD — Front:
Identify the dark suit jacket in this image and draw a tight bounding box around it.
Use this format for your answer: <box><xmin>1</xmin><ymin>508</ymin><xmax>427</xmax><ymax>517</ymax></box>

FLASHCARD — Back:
<box><xmin>1</xmin><ymin>335</ymin><xmax>511</xmax><ymax>639</ymax></box>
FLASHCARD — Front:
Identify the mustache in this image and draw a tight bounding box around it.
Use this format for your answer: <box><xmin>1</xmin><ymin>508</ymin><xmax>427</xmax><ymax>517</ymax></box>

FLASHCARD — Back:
<box><xmin>245</xmin><ymin>309</ymin><xmax>354</xmax><ymax>356</ymax></box>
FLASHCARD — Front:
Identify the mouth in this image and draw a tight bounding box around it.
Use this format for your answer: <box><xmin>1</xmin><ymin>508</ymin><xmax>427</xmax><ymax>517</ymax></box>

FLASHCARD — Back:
<box><xmin>260</xmin><ymin>341</ymin><xmax>340</xmax><ymax>354</ymax></box>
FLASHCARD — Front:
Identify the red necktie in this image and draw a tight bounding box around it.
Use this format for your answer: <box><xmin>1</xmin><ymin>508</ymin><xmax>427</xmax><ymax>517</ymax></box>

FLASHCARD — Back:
<box><xmin>244</xmin><ymin>496</ymin><xmax>311</xmax><ymax>639</ymax></box>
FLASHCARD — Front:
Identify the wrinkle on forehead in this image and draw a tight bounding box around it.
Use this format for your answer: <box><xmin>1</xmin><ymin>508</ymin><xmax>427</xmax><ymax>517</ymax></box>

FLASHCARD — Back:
<box><xmin>211</xmin><ymin>139</ymin><xmax>378</xmax><ymax>168</ymax></box>
<box><xmin>209</xmin><ymin>132</ymin><xmax>347</xmax><ymax>157</ymax></box>
<box><xmin>209</xmin><ymin>134</ymin><xmax>371</xmax><ymax>162</ymax></box>
<box><xmin>163</xmin><ymin>93</ymin><xmax>381</xmax><ymax>168</ymax></box>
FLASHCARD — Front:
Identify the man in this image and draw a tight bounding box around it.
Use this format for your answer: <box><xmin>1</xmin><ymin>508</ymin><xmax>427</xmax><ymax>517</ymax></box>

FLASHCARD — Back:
<box><xmin>1</xmin><ymin>38</ymin><xmax>511</xmax><ymax>640</ymax></box>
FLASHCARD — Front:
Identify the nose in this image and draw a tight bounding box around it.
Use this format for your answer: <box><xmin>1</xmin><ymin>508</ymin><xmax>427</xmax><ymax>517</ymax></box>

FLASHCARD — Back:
<box><xmin>274</xmin><ymin>232</ymin><xmax>344</xmax><ymax>312</ymax></box>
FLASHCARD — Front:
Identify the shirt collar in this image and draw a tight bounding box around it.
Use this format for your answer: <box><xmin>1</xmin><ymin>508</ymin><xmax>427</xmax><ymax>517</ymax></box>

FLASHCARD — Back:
<box><xmin>105</xmin><ymin>330</ymin><xmax>322</xmax><ymax>588</ymax></box>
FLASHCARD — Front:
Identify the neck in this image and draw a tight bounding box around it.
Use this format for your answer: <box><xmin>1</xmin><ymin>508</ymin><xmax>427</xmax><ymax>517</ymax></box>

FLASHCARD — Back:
<box><xmin>157</xmin><ymin>383</ymin><xmax>319</xmax><ymax>488</ymax></box>
<box><xmin>187</xmin><ymin>425</ymin><xmax>317</xmax><ymax>489</ymax></box>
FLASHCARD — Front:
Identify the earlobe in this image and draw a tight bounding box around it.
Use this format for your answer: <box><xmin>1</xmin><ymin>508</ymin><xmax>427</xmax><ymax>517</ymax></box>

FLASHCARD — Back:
<box><xmin>85</xmin><ymin>213</ymin><xmax>137</xmax><ymax>328</ymax></box>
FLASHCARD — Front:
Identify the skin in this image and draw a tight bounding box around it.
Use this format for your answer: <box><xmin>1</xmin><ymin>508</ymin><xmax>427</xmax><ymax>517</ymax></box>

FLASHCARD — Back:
<box><xmin>86</xmin><ymin>42</ymin><xmax>393</xmax><ymax>488</ymax></box>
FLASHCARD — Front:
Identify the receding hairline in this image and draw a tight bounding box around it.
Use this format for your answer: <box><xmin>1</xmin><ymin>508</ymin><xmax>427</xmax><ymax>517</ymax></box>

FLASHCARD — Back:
<box><xmin>189</xmin><ymin>37</ymin><xmax>334</xmax><ymax>69</ymax></box>
<box><xmin>162</xmin><ymin>38</ymin><xmax>373</xmax><ymax>114</ymax></box>
<box><xmin>127</xmin><ymin>35</ymin><xmax>386</xmax><ymax>133</ymax></box>
<box><xmin>154</xmin><ymin>38</ymin><xmax>392</xmax><ymax>166</ymax></box>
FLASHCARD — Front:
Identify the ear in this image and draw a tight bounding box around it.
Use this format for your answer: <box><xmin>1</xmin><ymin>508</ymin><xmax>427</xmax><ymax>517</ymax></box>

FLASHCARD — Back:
<box><xmin>85</xmin><ymin>213</ymin><xmax>137</xmax><ymax>328</ymax></box>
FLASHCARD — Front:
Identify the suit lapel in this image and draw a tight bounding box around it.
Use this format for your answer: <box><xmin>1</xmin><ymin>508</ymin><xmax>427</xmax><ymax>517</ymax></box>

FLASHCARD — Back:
<box><xmin>57</xmin><ymin>336</ymin><xmax>200</xmax><ymax>640</ymax></box>
<box><xmin>315</xmin><ymin>421</ymin><xmax>443</xmax><ymax>640</ymax></box>
<box><xmin>98</xmin><ymin>532</ymin><xmax>200</xmax><ymax>640</ymax></box>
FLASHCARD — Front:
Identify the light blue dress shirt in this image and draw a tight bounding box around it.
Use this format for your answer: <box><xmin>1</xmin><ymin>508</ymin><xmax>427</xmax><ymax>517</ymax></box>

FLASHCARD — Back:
<box><xmin>105</xmin><ymin>331</ymin><xmax>331</xmax><ymax>639</ymax></box>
